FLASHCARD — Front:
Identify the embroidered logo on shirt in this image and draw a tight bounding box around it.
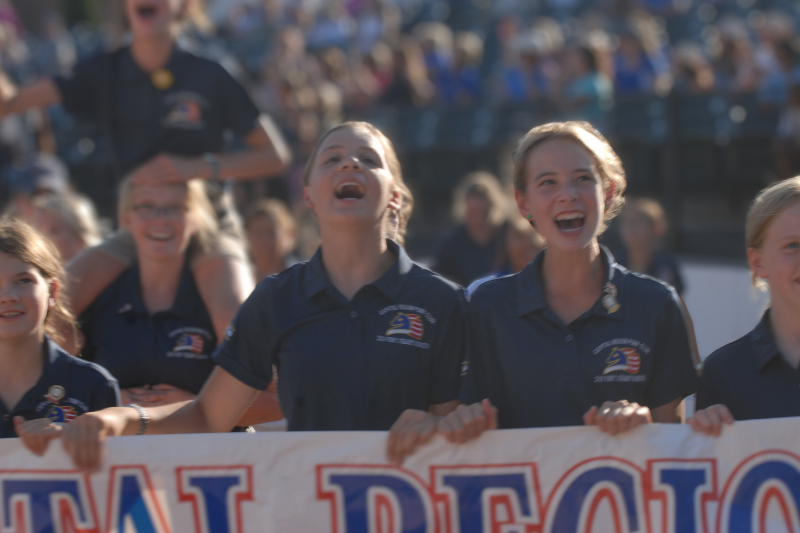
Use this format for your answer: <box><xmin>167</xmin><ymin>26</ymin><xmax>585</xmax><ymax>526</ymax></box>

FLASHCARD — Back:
<box><xmin>173</xmin><ymin>333</ymin><xmax>204</xmax><ymax>354</ymax></box>
<box><xmin>47</xmin><ymin>405</ymin><xmax>77</xmax><ymax>423</ymax></box>
<box><xmin>386</xmin><ymin>313</ymin><xmax>424</xmax><ymax>340</ymax></box>
<box><xmin>603</xmin><ymin>347</ymin><xmax>641</xmax><ymax>374</ymax></box>
<box><xmin>45</xmin><ymin>385</ymin><xmax>65</xmax><ymax>403</ymax></box>
<box><xmin>162</xmin><ymin>91</ymin><xmax>208</xmax><ymax>129</ymax></box>
<box><xmin>224</xmin><ymin>325</ymin><xmax>235</xmax><ymax>341</ymax></box>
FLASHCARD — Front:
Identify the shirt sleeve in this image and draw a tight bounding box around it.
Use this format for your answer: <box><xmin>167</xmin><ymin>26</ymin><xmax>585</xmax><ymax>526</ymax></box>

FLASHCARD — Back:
<box><xmin>215</xmin><ymin>64</ymin><xmax>261</xmax><ymax>137</ymax></box>
<box><xmin>52</xmin><ymin>53</ymin><xmax>106</xmax><ymax>121</ymax></box>
<box><xmin>212</xmin><ymin>282</ymin><xmax>275</xmax><ymax>390</ymax></box>
<box><xmin>695</xmin><ymin>357</ymin><xmax>722</xmax><ymax>410</ymax></box>
<box><xmin>90</xmin><ymin>374</ymin><xmax>121</xmax><ymax>410</ymax></box>
<box><xmin>459</xmin><ymin>290</ymin><xmax>514</xmax><ymax>428</ymax></box>
<box><xmin>644</xmin><ymin>289</ymin><xmax>700</xmax><ymax>408</ymax></box>
<box><xmin>427</xmin><ymin>288</ymin><xmax>468</xmax><ymax>405</ymax></box>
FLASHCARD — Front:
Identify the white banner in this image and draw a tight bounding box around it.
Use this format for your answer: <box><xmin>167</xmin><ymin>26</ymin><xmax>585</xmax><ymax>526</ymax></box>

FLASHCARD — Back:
<box><xmin>1</xmin><ymin>418</ymin><xmax>799</xmax><ymax>532</ymax></box>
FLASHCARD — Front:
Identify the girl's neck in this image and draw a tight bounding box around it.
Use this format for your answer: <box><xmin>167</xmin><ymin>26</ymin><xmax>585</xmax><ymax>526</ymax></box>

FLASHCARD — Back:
<box><xmin>130</xmin><ymin>33</ymin><xmax>175</xmax><ymax>72</ymax></box>
<box><xmin>0</xmin><ymin>332</ymin><xmax>44</xmax><ymax>411</ymax></box>
<box><xmin>542</xmin><ymin>241</ymin><xmax>605</xmax><ymax>297</ymax></box>
<box><xmin>139</xmin><ymin>254</ymin><xmax>184</xmax><ymax>314</ymax></box>
<box><xmin>770</xmin><ymin>299</ymin><xmax>800</xmax><ymax>368</ymax></box>
<box><xmin>319</xmin><ymin>225</ymin><xmax>396</xmax><ymax>301</ymax></box>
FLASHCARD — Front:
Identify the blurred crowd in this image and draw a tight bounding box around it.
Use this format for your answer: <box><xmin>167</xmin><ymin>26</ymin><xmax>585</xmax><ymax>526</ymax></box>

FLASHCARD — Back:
<box><xmin>0</xmin><ymin>0</ymin><xmax>793</xmax><ymax>286</ymax></box>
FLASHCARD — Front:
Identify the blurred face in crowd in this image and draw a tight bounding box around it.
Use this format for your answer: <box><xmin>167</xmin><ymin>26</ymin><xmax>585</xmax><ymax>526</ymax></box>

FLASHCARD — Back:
<box><xmin>125</xmin><ymin>0</ymin><xmax>185</xmax><ymax>38</ymax></box>
<box><xmin>620</xmin><ymin>210</ymin><xmax>657</xmax><ymax>252</ymax></box>
<box><xmin>31</xmin><ymin>208</ymin><xmax>86</xmax><ymax>263</ymax></box>
<box><xmin>304</xmin><ymin>126</ymin><xmax>399</xmax><ymax>233</ymax></box>
<box><xmin>464</xmin><ymin>192</ymin><xmax>491</xmax><ymax>233</ymax></box>
<box><xmin>507</xmin><ymin>223</ymin><xmax>545</xmax><ymax>272</ymax></box>
<box><xmin>247</xmin><ymin>214</ymin><xmax>294</xmax><ymax>271</ymax></box>
<box><xmin>748</xmin><ymin>201</ymin><xmax>800</xmax><ymax>312</ymax></box>
<box><xmin>123</xmin><ymin>184</ymin><xmax>195</xmax><ymax>261</ymax></box>
<box><xmin>515</xmin><ymin>138</ymin><xmax>609</xmax><ymax>253</ymax></box>
<box><xmin>0</xmin><ymin>253</ymin><xmax>53</xmax><ymax>343</ymax></box>
<box><xmin>564</xmin><ymin>48</ymin><xmax>590</xmax><ymax>78</ymax></box>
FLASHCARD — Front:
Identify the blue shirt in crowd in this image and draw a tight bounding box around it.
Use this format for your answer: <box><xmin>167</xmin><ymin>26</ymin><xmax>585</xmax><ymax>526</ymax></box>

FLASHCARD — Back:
<box><xmin>214</xmin><ymin>240</ymin><xmax>467</xmax><ymax>431</ymax></box>
<box><xmin>697</xmin><ymin>310</ymin><xmax>800</xmax><ymax>420</ymax></box>
<box><xmin>0</xmin><ymin>336</ymin><xmax>120</xmax><ymax>438</ymax></box>
<box><xmin>80</xmin><ymin>261</ymin><xmax>217</xmax><ymax>394</ymax></box>
<box><xmin>461</xmin><ymin>247</ymin><xmax>699</xmax><ymax>429</ymax></box>
<box><xmin>53</xmin><ymin>44</ymin><xmax>261</xmax><ymax>179</ymax></box>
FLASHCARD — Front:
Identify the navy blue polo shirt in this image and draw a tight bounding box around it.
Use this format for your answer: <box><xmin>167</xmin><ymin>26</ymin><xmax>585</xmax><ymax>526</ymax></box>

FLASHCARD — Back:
<box><xmin>213</xmin><ymin>240</ymin><xmax>467</xmax><ymax>431</ymax></box>
<box><xmin>54</xmin><ymin>45</ymin><xmax>260</xmax><ymax>178</ymax></box>
<box><xmin>461</xmin><ymin>247</ymin><xmax>699</xmax><ymax>429</ymax></box>
<box><xmin>697</xmin><ymin>310</ymin><xmax>800</xmax><ymax>420</ymax></box>
<box><xmin>0</xmin><ymin>336</ymin><xmax>120</xmax><ymax>438</ymax></box>
<box><xmin>80</xmin><ymin>261</ymin><xmax>217</xmax><ymax>394</ymax></box>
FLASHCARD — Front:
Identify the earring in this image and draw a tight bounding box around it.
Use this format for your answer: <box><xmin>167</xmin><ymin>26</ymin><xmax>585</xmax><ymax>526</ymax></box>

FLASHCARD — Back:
<box><xmin>526</xmin><ymin>214</ymin><xmax>533</xmax><ymax>220</ymax></box>
<box><xmin>48</xmin><ymin>297</ymin><xmax>55</xmax><ymax>307</ymax></box>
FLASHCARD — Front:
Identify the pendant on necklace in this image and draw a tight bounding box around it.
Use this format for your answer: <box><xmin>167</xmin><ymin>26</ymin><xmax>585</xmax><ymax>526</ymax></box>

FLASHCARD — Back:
<box><xmin>602</xmin><ymin>282</ymin><xmax>620</xmax><ymax>314</ymax></box>
<box><xmin>150</xmin><ymin>68</ymin><xmax>174</xmax><ymax>90</ymax></box>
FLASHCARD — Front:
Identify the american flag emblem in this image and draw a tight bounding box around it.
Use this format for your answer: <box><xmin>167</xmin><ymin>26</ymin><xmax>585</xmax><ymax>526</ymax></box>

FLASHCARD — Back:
<box><xmin>174</xmin><ymin>333</ymin><xmax>204</xmax><ymax>354</ymax></box>
<box><xmin>47</xmin><ymin>405</ymin><xmax>78</xmax><ymax>424</ymax></box>
<box><xmin>386</xmin><ymin>313</ymin><xmax>424</xmax><ymax>340</ymax></box>
<box><xmin>603</xmin><ymin>347</ymin><xmax>641</xmax><ymax>375</ymax></box>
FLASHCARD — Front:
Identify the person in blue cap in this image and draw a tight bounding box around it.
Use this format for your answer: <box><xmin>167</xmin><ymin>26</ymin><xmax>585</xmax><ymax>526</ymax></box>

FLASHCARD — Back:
<box><xmin>391</xmin><ymin>122</ymin><xmax>700</xmax><ymax>460</ymax></box>
<box><xmin>690</xmin><ymin>177</ymin><xmax>800</xmax><ymax>435</ymax></box>
<box><xmin>0</xmin><ymin>0</ymin><xmax>291</xmax><ymax>352</ymax></box>
<box><xmin>0</xmin><ymin>219</ymin><xmax>118</xmax><ymax>438</ymax></box>
<box><xmin>16</xmin><ymin>122</ymin><xmax>466</xmax><ymax>469</ymax></box>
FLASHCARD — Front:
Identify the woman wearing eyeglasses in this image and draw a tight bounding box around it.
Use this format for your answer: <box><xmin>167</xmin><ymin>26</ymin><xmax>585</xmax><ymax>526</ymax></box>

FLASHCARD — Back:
<box><xmin>77</xmin><ymin>177</ymin><xmax>280</xmax><ymax>425</ymax></box>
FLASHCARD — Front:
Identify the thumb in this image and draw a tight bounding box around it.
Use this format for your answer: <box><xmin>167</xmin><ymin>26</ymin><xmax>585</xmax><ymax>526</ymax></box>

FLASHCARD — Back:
<box><xmin>583</xmin><ymin>406</ymin><xmax>598</xmax><ymax>426</ymax></box>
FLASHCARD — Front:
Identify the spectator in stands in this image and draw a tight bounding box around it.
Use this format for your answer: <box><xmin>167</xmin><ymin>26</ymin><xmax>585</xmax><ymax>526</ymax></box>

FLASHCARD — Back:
<box><xmin>613</xmin><ymin>31</ymin><xmax>657</xmax><ymax>95</ymax></box>
<box><xmin>244</xmin><ymin>198</ymin><xmax>297</xmax><ymax>280</ymax></box>
<box><xmin>672</xmin><ymin>42</ymin><xmax>716</xmax><ymax>93</ymax></box>
<box><xmin>0</xmin><ymin>219</ymin><xmax>118</xmax><ymax>438</ymax></box>
<box><xmin>395</xmin><ymin>122</ymin><xmax>698</xmax><ymax>461</ymax></box>
<box><xmin>78</xmin><ymin>177</ymin><xmax>280</xmax><ymax>424</ymax></box>
<box><xmin>616</xmin><ymin>198</ymin><xmax>684</xmax><ymax>295</ymax></box>
<box><xmin>432</xmin><ymin>171</ymin><xmax>509</xmax><ymax>287</ymax></box>
<box><xmin>777</xmin><ymin>84</ymin><xmax>800</xmax><ymax>179</ymax></box>
<box><xmin>559</xmin><ymin>45</ymin><xmax>614</xmax><ymax>129</ymax></box>
<box><xmin>0</xmin><ymin>0</ymin><xmax>292</xmax><ymax>353</ymax></box>
<box><xmin>414</xmin><ymin>22</ymin><xmax>453</xmax><ymax>100</ymax></box>
<box><xmin>691</xmin><ymin>177</ymin><xmax>800</xmax><ymax>435</ymax></box>
<box><xmin>30</xmin><ymin>192</ymin><xmax>102</xmax><ymax>263</ymax></box>
<box><xmin>380</xmin><ymin>36</ymin><xmax>434</xmax><ymax>107</ymax></box>
<box><xmin>757</xmin><ymin>41</ymin><xmax>800</xmax><ymax>107</ymax></box>
<box><xmin>447</xmin><ymin>31</ymin><xmax>483</xmax><ymax>105</ymax></box>
<box><xmin>466</xmin><ymin>215</ymin><xmax>546</xmax><ymax>297</ymax></box>
<box><xmin>711</xmin><ymin>22</ymin><xmax>759</xmax><ymax>93</ymax></box>
<box><xmin>2</xmin><ymin>153</ymin><xmax>70</xmax><ymax>223</ymax></box>
<box><xmin>16</xmin><ymin>122</ymin><xmax>467</xmax><ymax>469</ymax></box>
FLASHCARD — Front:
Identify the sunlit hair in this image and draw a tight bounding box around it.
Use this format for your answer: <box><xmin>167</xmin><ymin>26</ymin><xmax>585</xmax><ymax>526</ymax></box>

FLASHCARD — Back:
<box><xmin>244</xmin><ymin>198</ymin><xmax>296</xmax><ymax>237</ymax></box>
<box><xmin>0</xmin><ymin>218</ymin><xmax>75</xmax><ymax>345</ymax></box>
<box><xmin>512</xmin><ymin>121</ymin><xmax>627</xmax><ymax>227</ymax></box>
<box><xmin>117</xmin><ymin>176</ymin><xmax>218</xmax><ymax>252</ymax></box>
<box><xmin>32</xmin><ymin>192</ymin><xmax>103</xmax><ymax>248</ymax></box>
<box><xmin>452</xmin><ymin>171</ymin><xmax>508</xmax><ymax>228</ymax></box>
<box><xmin>621</xmin><ymin>197</ymin><xmax>667</xmax><ymax>235</ymax></box>
<box><xmin>746</xmin><ymin>176</ymin><xmax>800</xmax><ymax>287</ymax></box>
<box><xmin>302</xmin><ymin>121</ymin><xmax>414</xmax><ymax>246</ymax></box>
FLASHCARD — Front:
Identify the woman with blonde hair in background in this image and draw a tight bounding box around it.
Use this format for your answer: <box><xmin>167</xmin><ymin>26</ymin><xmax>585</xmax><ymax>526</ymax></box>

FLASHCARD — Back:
<box><xmin>691</xmin><ymin>177</ymin><xmax>800</xmax><ymax>434</ymax></box>
<box><xmin>432</xmin><ymin>171</ymin><xmax>509</xmax><ymax>287</ymax></box>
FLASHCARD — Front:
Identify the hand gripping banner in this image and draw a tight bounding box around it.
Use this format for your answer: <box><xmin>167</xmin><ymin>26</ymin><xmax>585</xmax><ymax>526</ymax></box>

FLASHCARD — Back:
<box><xmin>1</xmin><ymin>418</ymin><xmax>799</xmax><ymax>532</ymax></box>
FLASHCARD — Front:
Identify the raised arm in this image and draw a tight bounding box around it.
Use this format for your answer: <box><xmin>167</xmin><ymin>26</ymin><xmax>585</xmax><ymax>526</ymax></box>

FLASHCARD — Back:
<box><xmin>15</xmin><ymin>367</ymin><xmax>260</xmax><ymax>470</ymax></box>
<box><xmin>0</xmin><ymin>77</ymin><xmax>61</xmax><ymax>117</ymax></box>
<box><xmin>129</xmin><ymin>114</ymin><xmax>292</xmax><ymax>186</ymax></box>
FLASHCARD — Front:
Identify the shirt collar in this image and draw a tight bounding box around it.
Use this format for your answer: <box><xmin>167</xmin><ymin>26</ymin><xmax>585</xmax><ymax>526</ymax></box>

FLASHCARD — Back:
<box><xmin>515</xmin><ymin>245</ymin><xmax>625</xmax><ymax>321</ymax></box>
<box><xmin>750</xmin><ymin>310</ymin><xmax>783</xmax><ymax>371</ymax></box>
<box><xmin>115</xmin><ymin>261</ymin><xmax>199</xmax><ymax>320</ymax></box>
<box><xmin>303</xmin><ymin>240</ymin><xmax>413</xmax><ymax>301</ymax></box>
<box><xmin>120</xmin><ymin>44</ymin><xmax>184</xmax><ymax>82</ymax></box>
